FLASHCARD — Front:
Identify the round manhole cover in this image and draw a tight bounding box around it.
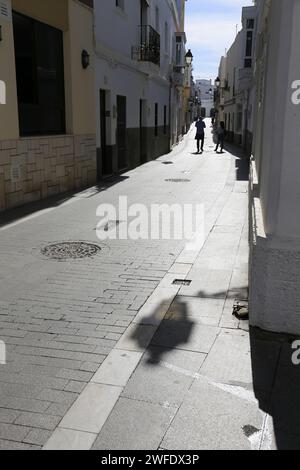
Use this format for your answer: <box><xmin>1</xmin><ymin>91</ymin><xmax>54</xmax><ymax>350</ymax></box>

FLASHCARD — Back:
<box><xmin>41</xmin><ymin>242</ymin><xmax>102</xmax><ymax>260</ymax></box>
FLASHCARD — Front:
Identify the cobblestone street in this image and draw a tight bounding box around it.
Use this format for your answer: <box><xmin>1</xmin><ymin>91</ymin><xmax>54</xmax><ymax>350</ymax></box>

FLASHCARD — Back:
<box><xmin>1</xmin><ymin>0</ymin><xmax>300</xmax><ymax>454</ymax></box>
<box><xmin>0</xmin><ymin>122</ymin><xmax>252</xmax><ymax>449</ymax></box>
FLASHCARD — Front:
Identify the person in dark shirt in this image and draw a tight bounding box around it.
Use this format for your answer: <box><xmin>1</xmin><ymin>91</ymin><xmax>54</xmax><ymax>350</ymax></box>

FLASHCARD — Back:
<box><xmin>215</xmin><ymin>121</ymin><xmax>225</xmax><ymax>153</ymax></box>
<box><xmin>195</xmin><ymin>117</ymin><xmax>206</xmax><ymax>153</ymax></box>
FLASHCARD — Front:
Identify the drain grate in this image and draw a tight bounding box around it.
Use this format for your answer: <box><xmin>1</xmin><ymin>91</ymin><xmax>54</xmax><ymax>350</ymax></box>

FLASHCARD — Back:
<box><xmin>41</xmin><ymin>242</ymin><xmax>102</xmax><ymax>260</ymax></box>
<box><xmin>172</xmin><ymin>279</ymin><xmax>192</xmax><ymax>286</ymax></box>
<box><xmin>165</xmin><ymin>179</ymin><xmax>191</xmax><ymax>183</ymax></box>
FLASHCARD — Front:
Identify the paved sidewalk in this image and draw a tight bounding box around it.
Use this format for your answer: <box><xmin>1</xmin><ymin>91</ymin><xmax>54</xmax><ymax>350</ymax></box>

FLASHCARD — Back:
<box><xmin>1</xmin><ymin>122</ymin><xmax>298</xmax><ymax>450</ymax></box>
<box><xmin>43</xmin><ymin>123</ymin><xmax>252</xmax><ymax>450</ymax></box>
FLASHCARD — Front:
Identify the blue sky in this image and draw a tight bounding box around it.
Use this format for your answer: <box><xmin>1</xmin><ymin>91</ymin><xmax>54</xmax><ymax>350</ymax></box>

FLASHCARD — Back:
<box><xmin>185</xmin><ymin>0</ymin><xmax>254</xmax><ymax>80</ymax></box>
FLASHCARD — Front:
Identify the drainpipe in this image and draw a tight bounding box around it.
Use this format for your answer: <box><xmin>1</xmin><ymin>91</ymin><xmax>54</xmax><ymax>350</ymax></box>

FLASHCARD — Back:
<box><xmin>169</xmin><ymin>76</ymin><xmax>172</xmax><ymax>150</ymax></box>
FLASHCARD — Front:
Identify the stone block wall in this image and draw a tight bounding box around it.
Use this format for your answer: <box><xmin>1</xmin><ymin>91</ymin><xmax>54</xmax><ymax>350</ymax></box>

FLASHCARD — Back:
<box><xmin>0</xmin><ymin>134</ymin><xmax>97</xmax><ymax>211</ymax></box>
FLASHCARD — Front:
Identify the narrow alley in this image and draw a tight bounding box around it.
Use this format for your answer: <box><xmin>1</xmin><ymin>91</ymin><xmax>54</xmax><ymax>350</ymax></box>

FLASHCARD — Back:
<box><xmin>0</xmin><ymin>119</ymin><xmax>270</xmax><ymax>450</ymax></box>
<box><xmin>1</xmin><ymin>0</ymin><xmax>300</xmax><ymax>455</ymax></box>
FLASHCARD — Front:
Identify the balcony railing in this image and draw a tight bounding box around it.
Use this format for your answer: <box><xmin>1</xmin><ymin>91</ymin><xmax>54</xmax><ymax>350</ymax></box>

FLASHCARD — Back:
<box><xmin>172</xmin><ymin>65</ymin><xmax>185</xmax><ymax>88</ymax></box>
<box><xmin>132</xmin><ymin>25</ymin><xmax>160</xmax><ymax>66</ymax></box>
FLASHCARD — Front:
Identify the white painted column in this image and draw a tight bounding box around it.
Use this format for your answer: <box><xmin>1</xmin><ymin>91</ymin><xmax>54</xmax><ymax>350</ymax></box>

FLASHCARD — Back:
<box><xmin>250</xmin><ymin>0</ymin><xmax>300</xmax><ymax>334</ymax></box>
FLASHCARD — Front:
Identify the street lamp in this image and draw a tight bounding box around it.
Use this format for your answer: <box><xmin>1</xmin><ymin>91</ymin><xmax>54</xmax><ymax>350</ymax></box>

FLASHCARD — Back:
<box><xmin>185</xmin><ymin>49</ymin><xmax>193</xmax><ymax>65</ymax></box>
<box><xmin>215</xmin><ymin>76</ymin><xmax>221</xmax><ymax>88</ymax></box>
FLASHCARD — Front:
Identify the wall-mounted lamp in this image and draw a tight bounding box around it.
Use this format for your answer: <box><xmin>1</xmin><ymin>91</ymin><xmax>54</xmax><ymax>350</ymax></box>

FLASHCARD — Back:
<box><xmin>185</xmin><ymin>49</ymin><xmax>193</xmax><ymax>65</ymax></box>
<box><xmin>81</xmin><ymin>50</ymin><xmax>90</xmax><ymax>69</ymax></box>
<box><xmin>215</xmin><ymin>77</ymin><xmax>221</xmax><ymax>88</ymax></box>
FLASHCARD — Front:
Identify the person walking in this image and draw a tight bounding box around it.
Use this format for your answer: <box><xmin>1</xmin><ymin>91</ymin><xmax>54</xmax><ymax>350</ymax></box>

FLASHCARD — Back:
<box><xmin>195</xmin><ymin>116</ymin><xmax>206</xmax><ymax>153</ymax></box>
<box><xmin>215</xmin><ymin>121</ymin><xmax>225</xmax><ymax>153</ymax></box>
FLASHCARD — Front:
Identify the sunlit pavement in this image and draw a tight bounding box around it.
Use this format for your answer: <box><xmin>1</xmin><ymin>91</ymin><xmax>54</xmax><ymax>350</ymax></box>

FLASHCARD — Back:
<box><xmin>0</xmin><ymin>121</ymin><xmax>296</xmax><ymax>450</ymax></box>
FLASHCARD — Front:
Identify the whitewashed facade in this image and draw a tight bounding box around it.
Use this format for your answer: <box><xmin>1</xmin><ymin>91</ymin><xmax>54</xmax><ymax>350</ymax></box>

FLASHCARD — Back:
<box><xmin>195</xmin><ymin>79</ymin><xmax>215</xmax><ymax>118</ymax></box>
<box><xmin>249</xmin><ymin>0</ymin><xmax>300</xmax><ymax>334</ymax></box>
<box><xmin>216</xmin><ymin>6</ymin><xmax>257</xmax><ymax>153</ymax></box>
<box><xmin>94</xmin><ymin>0</ymin><xmax>188</xmax><ymax>177</ymax></box>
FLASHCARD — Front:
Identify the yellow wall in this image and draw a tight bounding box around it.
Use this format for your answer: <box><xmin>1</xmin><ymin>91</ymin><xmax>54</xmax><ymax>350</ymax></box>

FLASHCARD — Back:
<box><xmin>11</xmin><ymin>0</ymin><xmax>68</xmax><ymax>31</ymax></box>
<box><xmin>0</xmin><ymin>17</ymin><xmax>19</xmax><ymax>140</ymax></box>
<box><xmin>65</xmin><ymin>0</ymin><xmax>95</xmax><ymax>135</ymax></box>
<box><xmin>0</xmin><ymin>0</ymin><xmax>95</xmax><ymax>141</ymax></box>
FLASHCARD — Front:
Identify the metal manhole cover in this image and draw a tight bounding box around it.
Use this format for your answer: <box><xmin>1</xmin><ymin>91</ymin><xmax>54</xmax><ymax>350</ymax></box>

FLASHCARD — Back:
<box><xmin>41</xmin><ymin>242</ymin><xmax>102</xmax><ymax>260</ymax></box>
<box><xmin>165</xmin><ymin>179</ymin><xmax>191</xmax><ymax>183</ymax></box>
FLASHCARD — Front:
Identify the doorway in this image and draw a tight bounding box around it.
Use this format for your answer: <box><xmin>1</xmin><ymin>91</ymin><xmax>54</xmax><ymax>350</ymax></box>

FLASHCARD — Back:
<box><xmin>100</xmin><ymin>90</ymin><xmax>112</xmax><ymax>176</ymax></box>
<box><xmin>140</xmin><ymin>99</ymin><xmax>147</xmax><ymax>164</ymax></box>
<box><xmin>117</xmin><ymin>95</ymin><xmax>127</xmax><ymax>171</ymax></box>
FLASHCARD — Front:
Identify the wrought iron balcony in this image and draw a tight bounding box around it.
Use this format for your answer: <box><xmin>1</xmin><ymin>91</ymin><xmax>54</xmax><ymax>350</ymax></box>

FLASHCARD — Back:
<box><xmin>132</xmin><ymin>25</ymin><xmax>161</xmax><ymax>66</ymax></box>
<box><xmin>172</xmin><ymin>65</ymin><xmax>185</xmax><ymax>88</ymax></box>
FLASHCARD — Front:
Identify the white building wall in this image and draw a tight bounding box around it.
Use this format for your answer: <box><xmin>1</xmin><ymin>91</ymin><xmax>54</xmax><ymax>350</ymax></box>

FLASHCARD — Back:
<box><xmin>94</xmin><ymin>0</ymin><xmax>184</xmax><ymax>174</ymax></box>
<box><xmin>250</xmin><ymin>0</ymin><xmax>300</xmax><ymax>335</ymax></box>
<box><xmin>195</xmin><ymin>79</ymin><xmax>214</xmax><ymax>117</ymax></box>
<box><xmin>219</xmin><ymin>5</ymin><xmax>256</xmax><ymax>150</ymax></box>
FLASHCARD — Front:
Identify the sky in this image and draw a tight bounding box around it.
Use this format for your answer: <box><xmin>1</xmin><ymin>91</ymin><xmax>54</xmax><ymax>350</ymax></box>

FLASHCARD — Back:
<box><xmin>185</xmin><ymin>0</ymin><xmax>254</xmax><ymax>81</ymax></box>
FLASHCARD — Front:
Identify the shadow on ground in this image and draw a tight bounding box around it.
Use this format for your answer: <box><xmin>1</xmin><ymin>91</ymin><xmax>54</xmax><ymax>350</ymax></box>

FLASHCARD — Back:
<box><xmin>130</xmin><ymin>299</ymin><xmax>194</xmax><ymax>365</ymax></box>
<box><xmin>250</xmin><ymin>327</ymin><xmax>300</xmax><ymax>450</ymax></box>
<box><xmin>223</xmin><ymin>143</ymin><xmax>250</xmax><ymax>182</ymax></box>
<box><xmin>196</xmin><ymin>287</ymin><xmax>249</xmax><ymax>301</ymax></box>
<box><xmin>0</xmin><ymin>175</ymin><xmax>130</xmax><ymax>228</ymax></box>
<box><xmin>210</xmin><ymin>126</ymin><xmax>250</xmax><ymax>182</ymax></box>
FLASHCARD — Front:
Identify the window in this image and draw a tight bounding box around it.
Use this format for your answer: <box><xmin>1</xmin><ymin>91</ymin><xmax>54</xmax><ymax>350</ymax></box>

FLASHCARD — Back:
<box><xmin>116</xmin><ymin>0</ymin><xmax>125</xmax><ymax>10</ymax></box>
<box><xmin>246</xmin><ymin>19</ymin><xmax>254</xmax><ymax>29</ymax></box>
<box><xmin>13</xmin><ymin>11</ymin><xmax>65</xmax><ymax>136</ymax></box>
<box><xmin>176</xmin><ymin>36</ymin><xmax>182</xmax><ymax>65</ymax></box>
<box><xmin>244</xmin><ymin>58</ymin><xmax>252</xmax><ymax>68</ymax></box>
<box><xmin>155</xmin><ymin>103</ymin><xmax>158</xmax><ymax>136</ymax></box>
<box><xmin>245</xmin><ymin>30</ymin><xmax>253</xmax><ymax>57</ymax></box>
<box><xmin>164</xmin><ymin>22</ymin><xmax>169</xmax><ymax>54</ymax></box>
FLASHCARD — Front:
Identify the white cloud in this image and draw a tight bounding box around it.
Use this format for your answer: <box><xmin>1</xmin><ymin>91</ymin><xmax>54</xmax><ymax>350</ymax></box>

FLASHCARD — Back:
<box><xmin>186</xmin><ymin>16</ymin><xmax>241</xmax><ymax>54</ymax></box>
<box><xmin>185</xmin><ymin>0</ymin><xmax>254</xmax><ymax>78</ymax></box>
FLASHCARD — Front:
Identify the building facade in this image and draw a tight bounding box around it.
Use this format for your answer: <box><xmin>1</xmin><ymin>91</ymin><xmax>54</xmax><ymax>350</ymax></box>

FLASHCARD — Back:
<box><xmin>0</xmin><ymin>0</ymin><xmax>97</xmax><ymax>211</ymax></box>
<box><xmin>215</xmin><ymin>6</ymin><xmax>256</xmax><ymax>154</ymax></box>
<box><xmin>249</xmin><ymin>0</ymin><xmax>300</xmax><ymax>335</ymax></box>
<box><xmin>94</xmin><ymin>0</ymin><xmax>189</xmax><ymax>177</ymax></box>
<box><xmin>195</xmin><ymin>79</ymin><xmax>215</xmax><ymax>118</ymax></box>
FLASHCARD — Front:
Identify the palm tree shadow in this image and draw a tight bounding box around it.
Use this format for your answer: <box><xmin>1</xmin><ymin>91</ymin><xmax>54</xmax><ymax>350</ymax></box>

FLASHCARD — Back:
<box><xmin>130</xmin><ymin>299</ymin><xmax>195</xmax><ymax>365</ymax></box>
